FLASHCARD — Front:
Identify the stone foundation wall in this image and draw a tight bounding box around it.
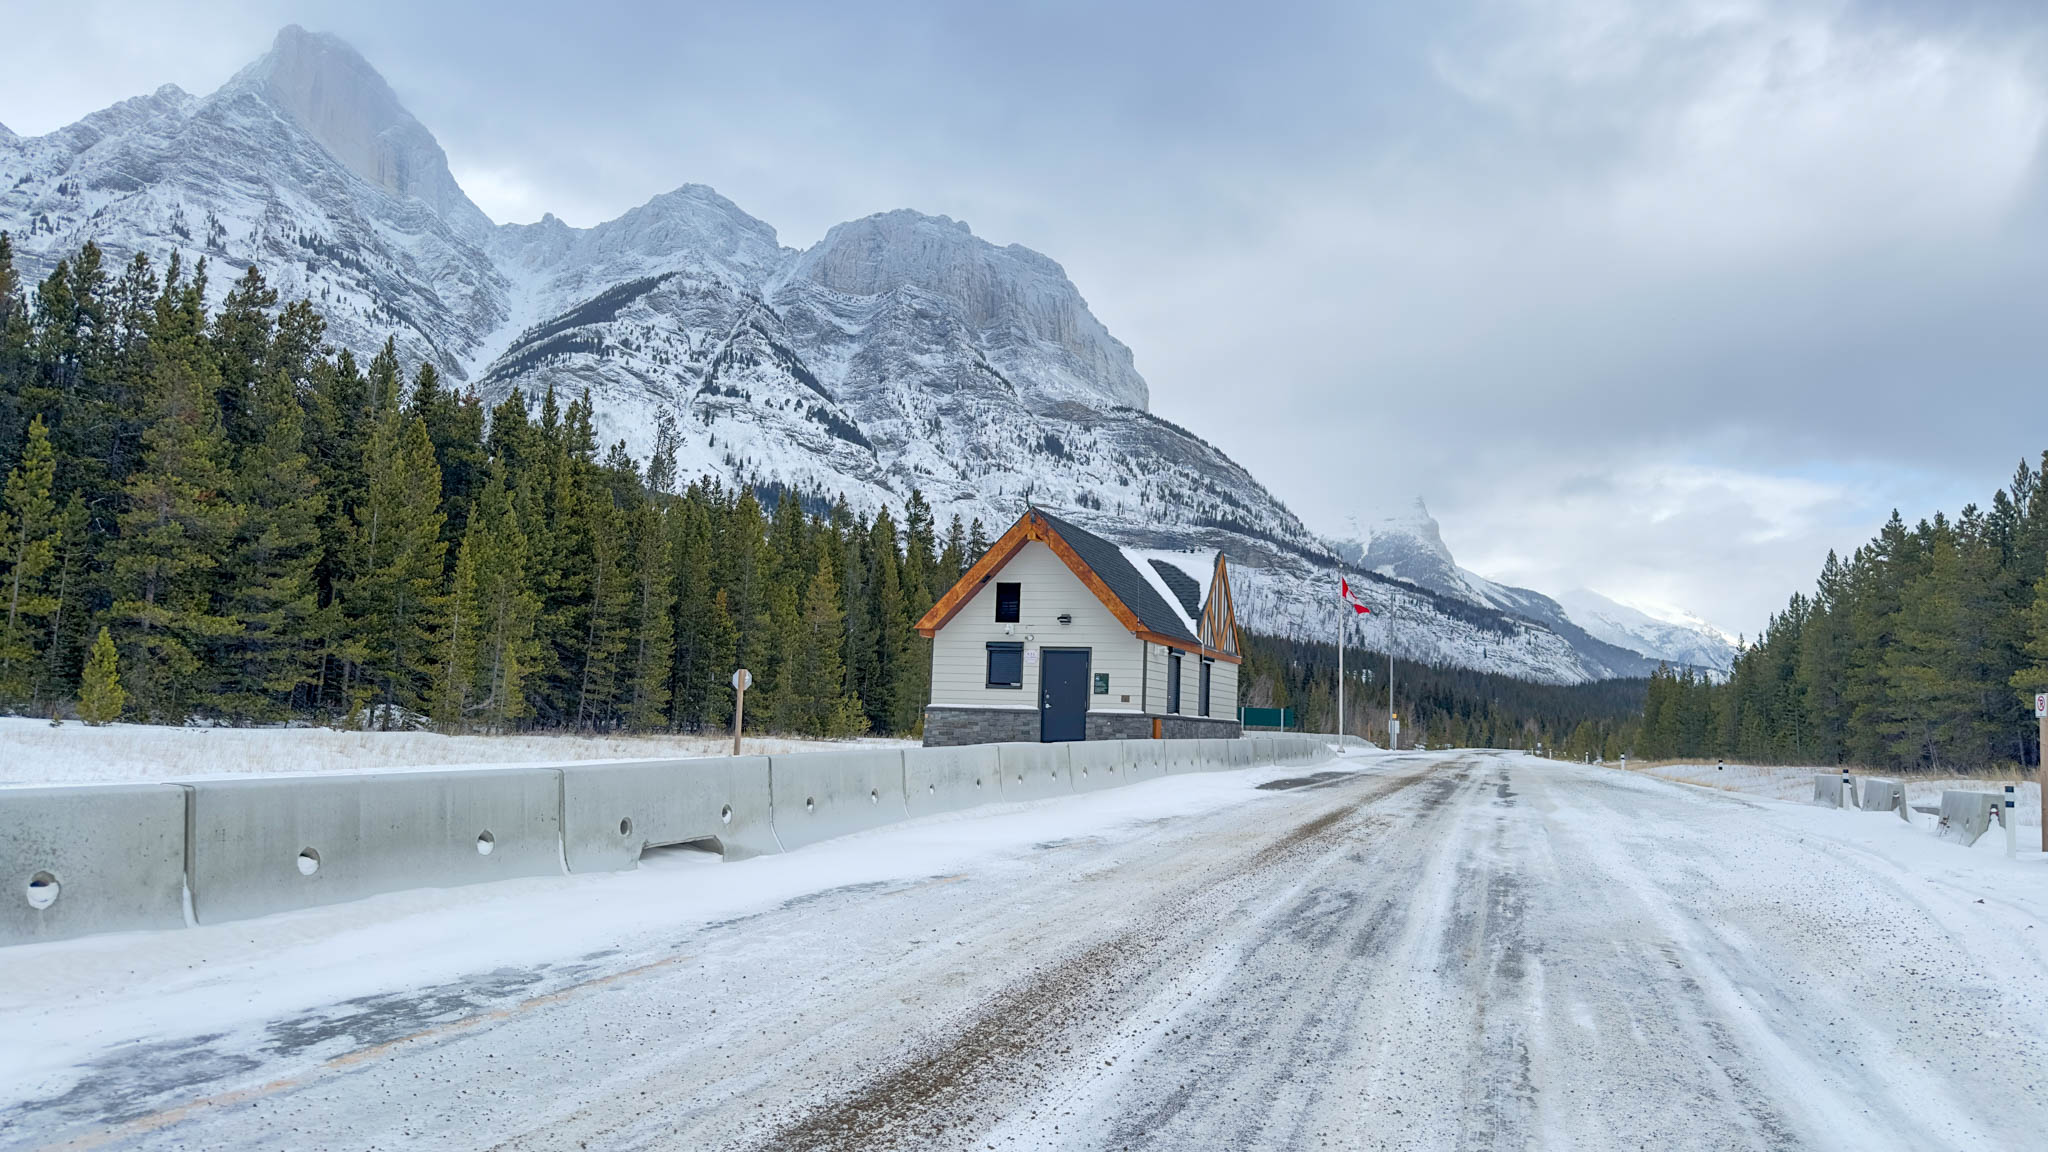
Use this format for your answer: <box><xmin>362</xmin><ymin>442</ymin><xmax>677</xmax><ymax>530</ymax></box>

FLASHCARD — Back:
<box><xmin>922</xmin><ymin>708</ymin><xmax>1242</xmax><ymax>746</ymax></box>
<box><xmin>921</xmin><ymin>707</ymin><xmax>1038</xmax><ymax>747</ymax></box>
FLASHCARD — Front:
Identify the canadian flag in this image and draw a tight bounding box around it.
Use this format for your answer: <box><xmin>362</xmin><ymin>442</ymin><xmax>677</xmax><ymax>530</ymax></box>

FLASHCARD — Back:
<box><xmin>1340</xmin><ymin>578</ymin><xmax>1371</xmax><ymax>615</ymax></box>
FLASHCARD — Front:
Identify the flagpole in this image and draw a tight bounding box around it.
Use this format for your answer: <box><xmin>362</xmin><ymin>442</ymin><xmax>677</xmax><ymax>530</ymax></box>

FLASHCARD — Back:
<box><xmin>1337</xmin><ymin>601</ymin><xmax>1345</xmax><ymax>747</ymax></box>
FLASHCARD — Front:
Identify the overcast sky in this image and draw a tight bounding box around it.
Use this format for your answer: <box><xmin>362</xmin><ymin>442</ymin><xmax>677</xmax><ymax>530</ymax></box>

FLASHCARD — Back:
<box><xmin>6</xmin><ymin>0</ymin><xmax>2046</xmax><ymax>638</ymax></box>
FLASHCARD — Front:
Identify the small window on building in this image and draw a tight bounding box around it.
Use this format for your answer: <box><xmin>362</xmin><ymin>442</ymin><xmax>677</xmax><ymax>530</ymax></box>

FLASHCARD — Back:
<box><xmin>987</xmin><ymin>642</ymin><xmax>1024</xmax><ymax>689</ymax></box>
<box><xmin>1200</xmin><ymin>658</ymin><xmax>1213</xmax><ymax>718</ymax></box>
<box><xmin>1167</xmin><ymin>650</ymin><xmax>1182</xmax><ymax>714</ymax></box>
<box><xmin>995</xmin><ymin>582</ymin><xmax>1021</xmax><ymax>623</ymax></box>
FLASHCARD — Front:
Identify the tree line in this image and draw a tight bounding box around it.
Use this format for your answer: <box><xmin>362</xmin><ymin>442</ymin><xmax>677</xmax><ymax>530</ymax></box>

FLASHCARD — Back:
<box><xmin>1637</xmin><ymin>458</ymin><xmax>2048</xmax><ymax>771</ymax></box>
<box><xmin>0</xmin><ymin>237</ymin><xmax>997</xmax><ymax>735</ymax></box>
<box><xmin>1238</xmin><ymin>633</ymin><xmax>1647</xmax><ymax>754</ymax></box>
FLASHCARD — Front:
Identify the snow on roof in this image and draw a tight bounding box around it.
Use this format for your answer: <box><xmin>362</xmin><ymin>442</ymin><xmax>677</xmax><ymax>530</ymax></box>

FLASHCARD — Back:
<box><xmin>1120</xmin><ymin>547</ymin><xmax>1218</xmax><ymax>639</ymax></box>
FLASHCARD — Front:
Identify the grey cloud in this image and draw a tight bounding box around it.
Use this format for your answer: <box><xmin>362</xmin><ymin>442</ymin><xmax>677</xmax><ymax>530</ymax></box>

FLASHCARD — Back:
<box><xmin>4</xmin><ymin>0</ymin><xmax>2044</xmax><ymax>636</ymax></box>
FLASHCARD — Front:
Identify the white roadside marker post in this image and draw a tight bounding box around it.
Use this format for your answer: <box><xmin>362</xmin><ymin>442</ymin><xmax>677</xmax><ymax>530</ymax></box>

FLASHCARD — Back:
<box><xmin>2006</xmin><ymin>784</ymin><xmax>2017</xmax><ymax>859</ymax></box>
<box><xmin>2037</xmin><ymin>693</ymin><xmax>2048</xmax><ymax>853</ymax></box>
<box><xmin>1841</xmin><ymin>768</ymin><xmax>1852</xmax><ymax>810</ymax></box>
<box><xmin>731</xmin><ymin>667</ymin><xmax>752</xmax><ymax>756</ymax></box>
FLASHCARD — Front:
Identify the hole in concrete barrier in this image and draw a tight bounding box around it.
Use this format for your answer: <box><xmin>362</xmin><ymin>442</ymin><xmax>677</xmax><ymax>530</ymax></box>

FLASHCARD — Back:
<box><xmin>928</xmin><ymin>784</ymin><xmax>936</xmax><ymax>794</ymax></box>
<box><xmin>297</xmin><ymin>848</ymin><xmax>321</xmax><ymax>876</ymax></box>
<box><xmin>869</xmin><ymin>789</ymin><xmax>879</xmax><ymax>805</ymax></box>
<box><xmin>476</xmin><ymin>831</ymin><xmax>496</xmax><ymax>855</ymax></box>
<box><xmin>642</xmin><ymin>837</ymin><xmax>722</xmax><ymax>865</ymax></box>
<box><xmin>619</xmin><ymin>817</ymin><xmax>634</xmax><ymax>837</ymax></box>
<box><xmin>1016</xmin><ymin>773</ymin><xmax>1024</xmax><ymax>783</ymax></box>
<box><xmin>806</xmin><ymin>796</ymin><xmax>816</xmax><ymax>812</ymax></box>
<box><xmin>26</xmin><ymin>871</ymin><xmax>58</xmax><ymax>910</ymax></box>
<box><xmin>721</xmin><ymin>804</ymin><xmax>733</xmax><ymax>824</ymax></box>
<box><xmin>975</xmin><ymin>778</ymin><xmax>983</xmax><ymax>788</ymax></box>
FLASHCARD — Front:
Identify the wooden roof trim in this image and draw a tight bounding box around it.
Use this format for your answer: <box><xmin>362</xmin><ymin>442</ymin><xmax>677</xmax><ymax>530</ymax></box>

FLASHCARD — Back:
<box><xmin>913</xmin><ymin>509</ymin><xmax>1147</xmax><ymax>638</ymax></box>
<box><xmin>1142</xmin><ymin>628</ymin><xmax>1244</xmax><ymax>664</ymax></box>
<box><xmin>1209</xmin><ymin>552</ymin><xmax>1241</xmax><ymax>656</ymax></box>
<box><xmin>914</xmin><ymin>508</ymin><xmax>1244</xmax><ymax>663</ymax></box>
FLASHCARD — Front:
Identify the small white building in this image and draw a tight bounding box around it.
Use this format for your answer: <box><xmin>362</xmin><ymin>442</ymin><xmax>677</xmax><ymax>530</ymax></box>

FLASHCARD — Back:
<box><xmin>915</xmin><ymin>508</ymin><xmax>1243</xmax><ymax>745</ymax></box>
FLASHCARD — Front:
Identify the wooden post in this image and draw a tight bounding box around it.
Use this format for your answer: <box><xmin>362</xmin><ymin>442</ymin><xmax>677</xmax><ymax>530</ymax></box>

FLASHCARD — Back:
<box><xmin>732</xmin><ymin>668</ymin><xmax>751</xmax><ymax>757</ymax></box>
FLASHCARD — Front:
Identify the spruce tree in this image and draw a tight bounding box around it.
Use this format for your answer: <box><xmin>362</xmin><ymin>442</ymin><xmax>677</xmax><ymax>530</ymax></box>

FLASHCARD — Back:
<box><xmin>77</xmin><ymin>626</ymin><xmax>123</xmax><ymax>725</ymax></box>
<box><xmin>624</xmin><ymin>499</ymin><xmax>674</xmax><ymax>730</ymax></box>
<box><xmin>457</xmin><ymin>464</ymin><xmax>541</xmax><ymax>732</ymax></box>
<box><xmin>349</xmin><ymin>410</ymin><xmax>446</xmax><ymax>724</ymax></box>
<box><xmin>107</xmin><ymin>298</ymin><xmax>237</xmax><ymax>722</ymax></box>
<box><xmin>0</xmin><ymin>415</ymin><xmax>58</xmax><ymax>703</ymax></box>
<box><xmin>217</xmin><ymin>371</ymin><xmax>325</xmax><ymax>719</ymax></box>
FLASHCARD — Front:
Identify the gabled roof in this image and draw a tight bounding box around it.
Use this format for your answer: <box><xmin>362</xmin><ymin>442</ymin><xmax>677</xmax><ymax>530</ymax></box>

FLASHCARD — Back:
<box><xmin>913</xmin><ymin>507</ymin><xmax>1241</xmax><ymax>663</ymax></box>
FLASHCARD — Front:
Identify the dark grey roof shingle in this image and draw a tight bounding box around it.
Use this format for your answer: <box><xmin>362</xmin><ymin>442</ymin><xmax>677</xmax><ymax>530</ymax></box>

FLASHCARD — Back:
<box><xmin>1034</xmin><ymin>509</ymin><xmax>1200</xmax><ymax>647</ymax></box>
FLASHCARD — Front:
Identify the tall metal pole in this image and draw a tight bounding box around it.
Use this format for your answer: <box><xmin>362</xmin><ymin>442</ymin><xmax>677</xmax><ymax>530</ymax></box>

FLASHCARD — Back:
<box><xmin>2038</xmin><ymin>707</ymin><xmax>2046</xmax><ymax>852</ymax></box>
<box><xmin>1386</xmin><ymin>616</ymin><xmax>1395</xmax><ymax>751</ymax></box>
<box><xmin>1336</xmin><ymin>605</ymin><xmax>1345</xmax><ymax>747</ymax></box>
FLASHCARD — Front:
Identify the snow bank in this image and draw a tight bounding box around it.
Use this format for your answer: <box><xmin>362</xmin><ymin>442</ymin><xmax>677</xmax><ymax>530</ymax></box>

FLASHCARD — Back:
<box><xmin>0</xmin><ymin>718</ymin><xmax>914</xmax><ymax>787</ymax></box>
<box><xmin>1622</xmin><ymin>758</ymin><xmax>2041</xmax><ymax>830</ymax></box>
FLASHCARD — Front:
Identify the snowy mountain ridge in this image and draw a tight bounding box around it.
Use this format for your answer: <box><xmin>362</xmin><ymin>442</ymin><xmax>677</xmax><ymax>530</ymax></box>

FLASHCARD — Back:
<box><xmin>1340</xmin><ymin>500</ymin><xmax>1738</xmax><ymax>675</ymax></box>
<box><xmin>0</xmin><ymin>26</ymin><xmax>1705</xmax><ymax>686</ymax></box>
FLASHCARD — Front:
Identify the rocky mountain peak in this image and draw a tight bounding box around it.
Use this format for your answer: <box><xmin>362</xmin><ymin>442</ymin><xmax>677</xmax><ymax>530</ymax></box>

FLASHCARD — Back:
<box><xmin>223</xmin><ymin>25</ymin><xmax>492</xmax><ymax>240</ymax></box>
<box><xmin>787</xmin><ymin>209</ymin><xmax>1149</xmax><ymax>411</ymax></box>
<box><xmin>1368</xmin><ymin>497</ymin><xmax>1456</xmax><ymax>567</ymax></box>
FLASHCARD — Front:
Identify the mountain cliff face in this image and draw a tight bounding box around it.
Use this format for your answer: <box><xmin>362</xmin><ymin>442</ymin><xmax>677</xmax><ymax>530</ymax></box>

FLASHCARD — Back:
<box><xmin>1339</xmin><ymin>500</ymin><xmax>1736</xmax><ymax>676</ymax></box>
<box><xmin>0</xmin><ymin>26</ymin><xmax>1714</xmax><ymax>685</ymax></box>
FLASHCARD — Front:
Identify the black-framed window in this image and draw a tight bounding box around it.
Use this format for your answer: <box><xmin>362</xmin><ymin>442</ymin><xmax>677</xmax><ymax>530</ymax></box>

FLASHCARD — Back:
<box><xmin>1167</xmin><ymin>650</ymin><xmax>1182</xmax><ymax>714</ymax></box>
<box><xmin>995</xmin><ymin>582</ymin><xmax>1021</xmax><ymax>623</ymax></box>
<box><xmin>1200</xmin><ymin>658</ymin><xmax>1213</xmax><ymax>717</ymax></box>
<box><xmin>986</xmin><ymin>642</ymin><xmax>1024</xmax><ymax>688</ymax></box>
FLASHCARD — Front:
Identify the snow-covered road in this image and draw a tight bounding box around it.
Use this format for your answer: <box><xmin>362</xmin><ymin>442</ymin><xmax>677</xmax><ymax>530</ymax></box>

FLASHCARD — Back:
<box><xmin>5</xmin><ymin>750</ymin><xmax>2046</xmax><ymax>1150</ymax></box>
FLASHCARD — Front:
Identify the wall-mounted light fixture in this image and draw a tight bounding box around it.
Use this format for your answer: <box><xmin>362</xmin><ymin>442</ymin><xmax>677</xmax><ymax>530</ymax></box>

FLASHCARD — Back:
<box><xmin>1057</xmin><ymin>613</ymin><xmax>1073</xmax><ymax>626</ymax></box>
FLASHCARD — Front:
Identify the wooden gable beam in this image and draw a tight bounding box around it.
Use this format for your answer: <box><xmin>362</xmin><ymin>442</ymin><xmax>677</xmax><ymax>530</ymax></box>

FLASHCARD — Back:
<box><xmin>914</xmin><ymin>509</ymin><xmax>1147</xmax><ymax>639</ymax></box>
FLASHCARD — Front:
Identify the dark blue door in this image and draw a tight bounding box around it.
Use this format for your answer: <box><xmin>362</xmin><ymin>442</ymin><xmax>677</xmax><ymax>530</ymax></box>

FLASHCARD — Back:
<box><xmin>1040</xmin><ymin>649</ymin><xmax>1090</xmax><ymax>742</ymax></box>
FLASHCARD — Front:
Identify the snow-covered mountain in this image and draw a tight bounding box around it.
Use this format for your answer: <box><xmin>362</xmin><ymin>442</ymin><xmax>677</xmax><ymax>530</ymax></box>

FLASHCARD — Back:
<box><xmin>0</xmin><ymin>26</ymin><xmax>1688</xmax><ymax>686</ymax></box>
<box><xmin>1338</xmin><ymin>499</ymin><xmax>1736</xmax><ymax>675</ymax></box>
<box><xmin>1555</xmin><ymin>589</ymin><xmax>1740</xmax><ymax>675</ymax></box>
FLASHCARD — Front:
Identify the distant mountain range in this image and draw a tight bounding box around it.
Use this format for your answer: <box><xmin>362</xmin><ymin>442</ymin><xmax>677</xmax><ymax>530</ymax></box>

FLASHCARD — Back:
<box><xmin>1335</xmin><ymin>499</ymin><xmax>1738</xmax><ymax>674</ymax></box>
<box><xmin>0</xmin><ymin>26</ymin><xmax>1736</xmax><ymax>683</ymax></box>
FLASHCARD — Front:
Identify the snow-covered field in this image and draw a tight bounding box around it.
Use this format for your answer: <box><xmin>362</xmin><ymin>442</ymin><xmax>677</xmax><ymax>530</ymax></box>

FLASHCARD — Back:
<box><xmin>4</xmin><ymin>748</ymin><xmax>2045</xmax><ymax>1150</ymax></box>
<box><xmin>1623</xmin><ymin>757</ymin><xmax>2043</xmax><ymax>831</ymax></box>
<box><xmin>0</xmin><ymin>717</ymin><xmax>915</xmax><ymax>786</ymax></box>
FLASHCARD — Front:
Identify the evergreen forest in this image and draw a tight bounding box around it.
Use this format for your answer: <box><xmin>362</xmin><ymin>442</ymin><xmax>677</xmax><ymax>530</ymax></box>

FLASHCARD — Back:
<box><xmin>0</xmin><ymin>237</ymin><xmax>998</xmax><ymax>735</ymax></box>
<box><xmin>1637</xmin><ymin>462</ymin><xmax>2048</xmax><ymax>772</ymax></box>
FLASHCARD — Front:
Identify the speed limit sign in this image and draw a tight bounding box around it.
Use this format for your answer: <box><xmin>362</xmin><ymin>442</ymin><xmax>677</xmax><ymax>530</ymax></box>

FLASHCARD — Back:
<box><xmin>2036</xmin><ymin>693</ymin><xmax>2047</xmax><ymax>719</ymax></box>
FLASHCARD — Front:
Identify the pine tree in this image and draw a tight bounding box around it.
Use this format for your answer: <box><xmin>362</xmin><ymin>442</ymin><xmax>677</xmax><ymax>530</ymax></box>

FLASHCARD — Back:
<box><xmin>570</xmin><ymin>468</ymin><xmax>632</xmax><ymax>730</ymax></box>
<box><xmin>775</xmin><ymin>551</ymin><xmax>866</xmax><ymax>737</ymax></box>
<box><xmin>967</xmin><ymin>517</ymin><xmax>990</xmax><ymax>565</ymax></box>
<box><xmin>624</xmin><ymin>499</ymin><xmax>674</xmax><ymax>730</ymax></box>
<box><xmin>0</xmin><ymin>415</ymin><xmax>58</xmax><ymax>703</ymax></box>
<box><xmin>433</xmin><ymin>463</ymin><xmax>530</xmax><ymax>731</ymax></box>
<box><xmin>77</xmin><ymin>626</ymin><xmax>123</xmax><ymax>725</ymax></box>
<box><xmin>107</xmin><ymin>297</ymin><xmax>237</xmax><ymax>722</ymax></box>
<box><xmin>349</xmin><ymin>409</ymin><xmax>446</xmax><ymax>723</ymax></box>
<box><xmin>215</xmin><ymin>371</ymin><xmax>325</xmax><ymax>719</ymax></box>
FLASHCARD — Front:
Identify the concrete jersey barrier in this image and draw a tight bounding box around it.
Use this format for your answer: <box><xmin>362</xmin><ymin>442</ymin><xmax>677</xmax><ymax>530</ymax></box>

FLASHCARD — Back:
<box><xmin>996</xmin><ymin>743</ymin><xmax>1074</xmax><ymax>800</ymax></box>
<box><xmin>1858</xmin><ymin>777</ymin><xmax>1911</xmax><ymax>822</ymax></box>
<box><xmin>769</xmin><ymin>749</ymin><xmax>909</xmax><ymax>851</ymax></box>
<box><xmin>184</xmin><ymin>768</ymin><xmax>564</xmax><ymax>925</ymax></box>
<box><xmin>1068</xmin><ymin>741</ymin><xmax>1131</xmax><ymax>792</ymax></box>
<box><xmin>1</xmin><ymin>784</ymin><xmax>190</xmax><ymax>945</ymax></box>
<box><xmin>1122</xmin><ymin>740</ymin><xmax>1167</xmax><ymax>781</ymax></box>
<box><xmin>1811</xmin><ymin>774</ymin><xmax>1848</xmax><ymax>808</ymax></box>
<box><xmin>1935</xmin><ymin>790</ymin><xmax>1999</xmax><ymax>847</ymax></box>
<box><xmin>903</xmin><ymin>744</ymin><xmax>1000</xmax><ymax>817</ymax></box>
<box><xmin>561</xmin><ymin>756</ymin><xmax>777</xmax><ymax>872</ymax></box>
<box><xmin>10</xmin><ymin>733</ymin><xmax>1325</xmax><ymax>946</ymax></box>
